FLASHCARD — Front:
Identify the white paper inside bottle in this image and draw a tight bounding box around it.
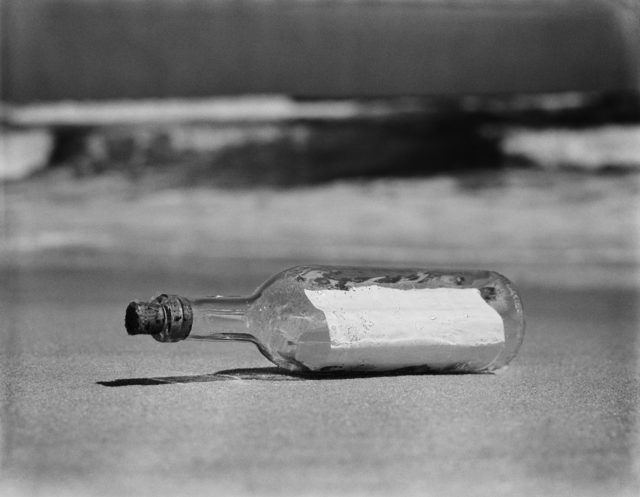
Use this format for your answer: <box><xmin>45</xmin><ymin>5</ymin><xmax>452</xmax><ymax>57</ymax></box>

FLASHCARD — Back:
<box><xmin>304</xmin><ymin>286</ymin><xmax>505</xmax><ymax>370</ymax></box>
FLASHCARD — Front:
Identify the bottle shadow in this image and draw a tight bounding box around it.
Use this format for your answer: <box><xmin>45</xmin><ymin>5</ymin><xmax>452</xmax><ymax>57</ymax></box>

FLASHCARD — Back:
<box><xmin>97</xmin><ymin>366</ymin><xmax>473</xmax><ymax>386</ymax></box>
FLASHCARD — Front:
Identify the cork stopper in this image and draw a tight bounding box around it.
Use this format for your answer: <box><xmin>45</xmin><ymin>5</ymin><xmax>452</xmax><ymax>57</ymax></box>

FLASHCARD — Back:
<box><xmin>125</xmin><ymin>301</ymin><xmax>166</xmax><ymax>335</ymax></box>
<box><xmin>124</xmin><ymin>294</ymin><xmax>193</xmax><ymax>342</ymax></box>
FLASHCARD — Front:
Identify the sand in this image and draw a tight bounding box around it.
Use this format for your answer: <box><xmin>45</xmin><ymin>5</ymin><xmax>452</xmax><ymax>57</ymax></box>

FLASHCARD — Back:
<box><xmin>0</xmin><ymin>261</ymin><xmax>637</xmax><ymax>497</ymax></box>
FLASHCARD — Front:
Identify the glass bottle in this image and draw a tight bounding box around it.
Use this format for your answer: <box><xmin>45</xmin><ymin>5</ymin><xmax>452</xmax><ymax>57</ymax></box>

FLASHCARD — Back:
<box><xmin>125</xmin><ymin>265</ymin><xmax>525</xmax><ymax>373</ymax></box>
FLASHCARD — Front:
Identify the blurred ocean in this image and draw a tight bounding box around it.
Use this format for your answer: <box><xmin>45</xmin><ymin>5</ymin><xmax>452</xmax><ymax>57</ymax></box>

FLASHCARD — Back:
<box><xmin>2</xmin><ymin>96</ymin><xmax>638</xmax><ymax>290</ymax></box>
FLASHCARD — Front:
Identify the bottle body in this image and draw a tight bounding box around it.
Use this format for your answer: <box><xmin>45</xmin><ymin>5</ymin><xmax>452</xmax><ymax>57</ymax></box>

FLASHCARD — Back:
<box><xmin>126</xmin><ymin>265</ymin><xmax>525</xmax><ymax>373</ymax></box>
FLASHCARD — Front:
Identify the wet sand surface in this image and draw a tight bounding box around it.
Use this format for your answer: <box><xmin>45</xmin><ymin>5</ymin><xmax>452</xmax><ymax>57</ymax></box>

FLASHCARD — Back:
<box><xmin>1</xmin><ymin>261</ymin><xmax>638</xmax><ymax>497</ymax></box>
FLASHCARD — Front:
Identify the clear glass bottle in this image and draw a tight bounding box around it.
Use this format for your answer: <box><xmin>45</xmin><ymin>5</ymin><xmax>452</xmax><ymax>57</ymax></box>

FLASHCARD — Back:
<box><xmin>125</xmin><ymin>265</ymin><xmax>525</xmax><ymax>373</ymax></box>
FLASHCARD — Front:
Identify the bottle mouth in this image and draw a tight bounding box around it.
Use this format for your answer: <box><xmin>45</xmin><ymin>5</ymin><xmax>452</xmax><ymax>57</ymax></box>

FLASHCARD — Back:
<box><xmin>124</xmin><ymin>295</ymin><xmax>193</xmax><ymax>342</ymax></box>
<box><xmin>124</xmin><ymin>302</ymin><xmax>139</xmax><ymax>333</ymax></box>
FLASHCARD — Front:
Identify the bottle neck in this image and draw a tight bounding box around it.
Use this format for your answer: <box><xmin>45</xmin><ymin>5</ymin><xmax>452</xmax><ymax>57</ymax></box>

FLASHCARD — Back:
<box><xmin>186</xmin><ymin>295</ymin><xmax>256</xmax><ymax>342</ymax></box>
<box><xmin>125</xmin><ymin>293</ymin><xmax>260</xmax><ymax>343</ymax></box>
